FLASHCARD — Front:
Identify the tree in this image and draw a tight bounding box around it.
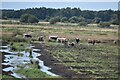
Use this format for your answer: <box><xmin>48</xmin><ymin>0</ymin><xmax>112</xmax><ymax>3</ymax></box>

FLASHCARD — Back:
<box><xmin>111</xmin><ymin>19</ymin><xmax>118</xmax><ymax>25</ymax></box>
<box><xmin>111</xmin><ymin>14</ymin><xmax>118</xmax><ymax>25</ymax></box>
<box><xmin>20</xmin><ymin>14</ymin><xmax>39</xmax><ymax>23</ymax></box>
<box><xmin>1</xmin><ymin>16</ymin><xmax>8</xmax><ymax>20</ymax></box>
<box><xmin>61</xmin><ymin>17</ymin><xmax>68</xmax><ymax>23</ymax></box>
<box><xmin>78</xmin><ymin>21</ymin><xmax>87</xmax><ymax>26</ymax></box>
<box><xmin>93</xmin><ymin>17</ymin><xmax>101</xmax><ymax>23</ymax></box>
<box><xmin>78</xmin><ymin>16</ymin><xmax>85</xmax><ymax>22</ymax></box>
<box><xmin>98</xmin><ymin>22</ymin><xmax>111</xmax><ymax>28</ymax></box>
<box><xmin>69</xmin><ymin>16</ymin><xmax>79</xmax><ymax>23</ymax></box>
<box><xmin>49</xmin><ymin>16</ymin><xmax>61</xmax><ymax>24</ymax></box>
<box><xmin>2</xmin><ymin>8</ymin><xmax>117</xmax><ymax>24</ymax></box>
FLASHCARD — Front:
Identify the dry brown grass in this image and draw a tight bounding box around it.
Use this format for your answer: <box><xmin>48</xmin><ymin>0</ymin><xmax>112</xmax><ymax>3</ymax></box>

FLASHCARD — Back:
<box><xmin>1</xmin><ymin>24</ymin><xmax>118</xmax><ymax>41</ymax></box>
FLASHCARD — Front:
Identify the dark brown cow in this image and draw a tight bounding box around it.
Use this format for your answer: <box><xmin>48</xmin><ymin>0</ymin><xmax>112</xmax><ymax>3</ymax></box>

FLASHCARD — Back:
<box><xmin>64</xmin><ymin>40</ymin><xmax>69</xmax><ymax>47</ymax></box>
<box><xmin>95</xmin><ymin>40</ymin><xmax>101</xmax><ymax>43</ymax></box>
<box><xmin>23</xmin><ymin>34</ymin><xmax>32</xmax><ymax>38</ymax></box>
<box><xmin>88</xmin><ymin>39</ymin><xmax>96</xmax><ymax>45</ymax></box>
<box><xmin>69</xmin><ymin>42</ymin><xmax>75</xmax><ymax>46</ymax></box>
<box><xmin>38</xmin><ymin>36</ymin><xmax>44</xmax><ymax>41</ymax></box>
<box><xmin>49</xmin><ymin>36</ymin><xmax>58</xmax><ymax>41</ymax></box>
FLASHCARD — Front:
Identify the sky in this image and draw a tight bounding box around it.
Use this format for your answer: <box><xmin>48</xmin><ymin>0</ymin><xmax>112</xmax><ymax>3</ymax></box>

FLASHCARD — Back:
<box><xmin>1</xmin><ymin>2</ymin><xmax>119</xmax><ymax>11</ymax></box>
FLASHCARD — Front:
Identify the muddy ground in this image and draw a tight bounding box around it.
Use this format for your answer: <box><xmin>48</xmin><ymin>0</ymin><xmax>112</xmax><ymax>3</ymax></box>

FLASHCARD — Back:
<box><xmin>32</xmin><ymin>43</ymin><xmax>95</xmax><ymax>79</ymax></box>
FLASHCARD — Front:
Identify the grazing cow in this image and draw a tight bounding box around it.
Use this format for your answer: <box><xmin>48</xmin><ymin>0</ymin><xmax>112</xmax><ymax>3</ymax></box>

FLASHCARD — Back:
<box><xmin>49</xmin><ymin>36</ymin><xmax>58</xmax><ymax>42</ymax></box>
<box><xmin>64</xmin><ymin>39</ymin><xmax>69</xmax><ymax>47</ymax></box>
<box><xmin>23</xmin><ymin>34</ymin><xmax>32</xmax><ymax>38</ymax></box>
<box><xmin>69</xmin><ymin>42</ymin><xmax>75</xmax><ymax>47</ymax></box>
<box><xmin>95</xmin><ymin>40</ymin><xmax>101</xmax><ymax>44</ymax></box>
<box><xmin>88</xmin><ymin>39</ymin><xmax>96</xmax><ymax>45</ymax></box>
<box><xmin>38</xmin><ymin>36</ymin><xmax>44</xmax><ymax>41</ymax></box>
<box><xmin>75</xmin><ymin>38</ymin><xmax>80</xmax><ymax>44</ymax></box>
<box><xmin>57</xmin><ymin>38</ymin><xmax>67</xmax><ymax>43</ymax></box>
<box><xmin>113</xmin><ymin>40</ymin><xmax>117</xmax><ymax>44</ymax></box>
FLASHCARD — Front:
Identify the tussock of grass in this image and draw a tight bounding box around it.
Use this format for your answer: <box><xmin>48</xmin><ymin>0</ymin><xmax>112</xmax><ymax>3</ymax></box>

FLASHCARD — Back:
<box><xmin>10</xmin><ymin>42</ymin><xmax>29</xmax><ymax>52</ymax></box>
<box><xmin>2</xmin><ymin>75</ymin><xmax>13</xmax><ymax>78</ymax></box>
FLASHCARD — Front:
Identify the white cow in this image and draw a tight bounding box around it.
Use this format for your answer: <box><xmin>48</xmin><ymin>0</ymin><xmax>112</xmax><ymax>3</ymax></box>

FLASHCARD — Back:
<box><xmin>57</xmin><ymin>38</ymin><xmax>67</xmax><ymax>43</ymax></box>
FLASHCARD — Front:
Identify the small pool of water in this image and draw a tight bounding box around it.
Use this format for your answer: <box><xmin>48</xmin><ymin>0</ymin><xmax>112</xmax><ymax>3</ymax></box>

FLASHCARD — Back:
<box><xmin>1</xmin><ymin>44</ymin><xmax>58</xmax><ymax>78</ymax></box>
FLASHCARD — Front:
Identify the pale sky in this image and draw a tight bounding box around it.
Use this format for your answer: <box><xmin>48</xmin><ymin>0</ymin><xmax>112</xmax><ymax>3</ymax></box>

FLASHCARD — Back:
<box><xmin>1</xmin><ymin>0</ymin><xmax>119</xmax><ymax>2</ymax></box>
<box><xmin>1</xmin><ymin>1</ymin><xmax>119</xmax><ymax>11</ymax></box>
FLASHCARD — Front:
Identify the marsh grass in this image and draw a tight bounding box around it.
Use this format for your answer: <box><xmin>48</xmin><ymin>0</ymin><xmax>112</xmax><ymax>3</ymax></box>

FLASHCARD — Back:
<box><xmin>1</xmin><ymin>21</ymin><xmax>118</xmax><ymax>78</ymax></box>
<box><xmin>15</xmin><ymin>63</ymin><xmax>57</xmax><ymax>78</ymax></box>
<box><xmin>45</xmin><ymin>42</ymin><xmax>118</xmax><ymax>78</ymax></box>
<box><xmin>10</xmin><ymin>42</ymin><xmax>29</xmax><ymax>52</ymax></box>
<box><xmin>2</xmin><ymin>75</ymin><xmax>13</xmax><ymax>78</ymax></box>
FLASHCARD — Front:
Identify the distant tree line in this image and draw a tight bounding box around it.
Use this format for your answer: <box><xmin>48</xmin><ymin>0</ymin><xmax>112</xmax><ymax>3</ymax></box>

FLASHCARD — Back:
<box><xmin>0</xmin><ymin>7</ymin><xmax>118</xmax><ymax>25</ymax></box>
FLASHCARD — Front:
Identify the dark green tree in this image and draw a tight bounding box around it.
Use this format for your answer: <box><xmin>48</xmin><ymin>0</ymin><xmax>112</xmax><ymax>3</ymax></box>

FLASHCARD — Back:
<box><xmin>78</xmin><ymin>21</ymin><xmax>87</xmax><ymax>26</ymax></box>
<box><xmin>49</xmin><ymin>16</ymin><xmax>61</xmax><ymax>24</ymax></box>
<box><xmin>61</xmin><ymin>17</ymin><xmax>68</xmax><ymax>23</ymax></box>
<box><xmin>93</xmin><ymin>17</ymin><xmax>101</xmax><ymax>23</ymax></box>
<box><xmin>78</xmin><ymin>16</ymin><xmax>85</xmax><ymax>22</ymax></box>
<box><xmin>98</xmin><ymin>22</ymin><xmax>111</xmax><ymax>28</ymax></box>
<box><xmin>69</xmin><ymin>16</ymin><xmax>79</xmax><ymax>23</ymax></box>
<box><xmin>1</xmin><ymin>8</ymin><xmax>118</xmax><ymax>24</ymax></box>
<box><xmin>1</xmin><ymin>16</ymin><xmax>8</xmax><ymax>20</ymax></box>
<box><xmin>20</xmin><ymin>14</ymin><xmax>39</xmax><ymax>23</ymax></box>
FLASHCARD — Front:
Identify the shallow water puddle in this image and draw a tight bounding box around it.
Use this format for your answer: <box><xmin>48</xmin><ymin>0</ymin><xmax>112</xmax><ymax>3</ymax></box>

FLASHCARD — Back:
<box><xmin>3</xmin><ymin>67</ymin><xmax>14</xmax><ymax>72</ymax></box>
<box><xmin>1</xmin><ymin>44</ymin><xmax>58</xmax><ymax>78</ymax></box>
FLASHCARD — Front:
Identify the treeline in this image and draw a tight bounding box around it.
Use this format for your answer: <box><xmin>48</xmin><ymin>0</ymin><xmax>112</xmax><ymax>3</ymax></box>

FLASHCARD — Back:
<box><xmin>1</xmin><ymin>7</ymin><xmax>118</xmax><ymax>25</ymax></box>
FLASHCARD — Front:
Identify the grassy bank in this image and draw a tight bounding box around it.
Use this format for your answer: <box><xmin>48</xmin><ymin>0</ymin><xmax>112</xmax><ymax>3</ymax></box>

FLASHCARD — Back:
<box><xmin>15</xmin><ymin>63</ymin><xmax>60</xmax><ymax>78</ymax></box>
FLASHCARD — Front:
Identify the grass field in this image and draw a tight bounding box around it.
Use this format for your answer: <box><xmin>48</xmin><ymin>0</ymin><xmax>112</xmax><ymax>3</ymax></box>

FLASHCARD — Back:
<box><xmin>44</xmin><ymin>42</ymin><xmax>118</xmax><ymax>78</ymax></box>
<box><xmin>1</xmin><ymin>21</ymin><xmax>119</xmax><ymax>79</ymax></box>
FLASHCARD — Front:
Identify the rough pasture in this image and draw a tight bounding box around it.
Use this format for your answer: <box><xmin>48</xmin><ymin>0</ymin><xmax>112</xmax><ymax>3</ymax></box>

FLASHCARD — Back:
<box><xmin>1</xmin><ymin>24</ymin><xmax>118</xmax><ymax>41</ymax></box>
<box><xmin>1</xmin><ymin>22</ymin><xmax>118</xmax><ymax>78</ymax></box>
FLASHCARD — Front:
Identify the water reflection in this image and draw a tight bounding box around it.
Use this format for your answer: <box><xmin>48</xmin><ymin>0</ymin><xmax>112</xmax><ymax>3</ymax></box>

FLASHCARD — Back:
<box><xmin>1</xmin><ymin>44</ymin><xmax>58</xmax><ymax>78</ymax></box>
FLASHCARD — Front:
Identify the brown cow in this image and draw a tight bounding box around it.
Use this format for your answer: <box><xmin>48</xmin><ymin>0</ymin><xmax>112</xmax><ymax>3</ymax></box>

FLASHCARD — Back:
<box><xmin>88</xmin><ymin>39</ymin><xmax>96</xmax><ymax>45</ymax></box>
<box><xmin>69</xmin><ymin>42</ymin><xmax>75</xmax><ymax>46</ymax></box>
<box><xmin>95</xmin><ymin>40</ymin><xmax>101</xmax><ymax>44</ymax></box>
<box><xmin>38</xmin><ymin>36</ymin><xmax>44</xmax><ymax>41</ymax></box>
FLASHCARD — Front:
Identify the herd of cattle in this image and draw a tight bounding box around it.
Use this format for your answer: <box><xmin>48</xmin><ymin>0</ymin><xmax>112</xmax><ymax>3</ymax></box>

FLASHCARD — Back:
<box><xmin>23</xmin><ymin>34</ymin><xmax>118</xmax><ymax>47</ymax></box>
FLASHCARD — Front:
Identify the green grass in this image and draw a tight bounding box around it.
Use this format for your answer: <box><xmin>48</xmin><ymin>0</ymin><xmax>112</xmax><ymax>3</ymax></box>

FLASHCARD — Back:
<box><xmin>2</xmin><ymin>75</ymin><xmax>13</xmax><ymax>78</ymax></box>
<box><xmin>45</xmin><ymin>42</ymin><xmax>118</xmax><ymax>78</ymax></box>
<box><xmin>15</xmin><ymin>63</ymin><xmax>59</xmax><ymax>78</ymax></box>
<box><xmin>16</xmin><ymin>68</ymin><xmax>51</xmax><ymax>78</ymax></box>
<box><xmin>10</xmin><ymin>42</ymin><xmax>29</xmax><ymax>52</ymax></box>
<box><xmin>1</xmin><ymin>21</ymin><xmax>118</xmax><ymax>78</ymax></box>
